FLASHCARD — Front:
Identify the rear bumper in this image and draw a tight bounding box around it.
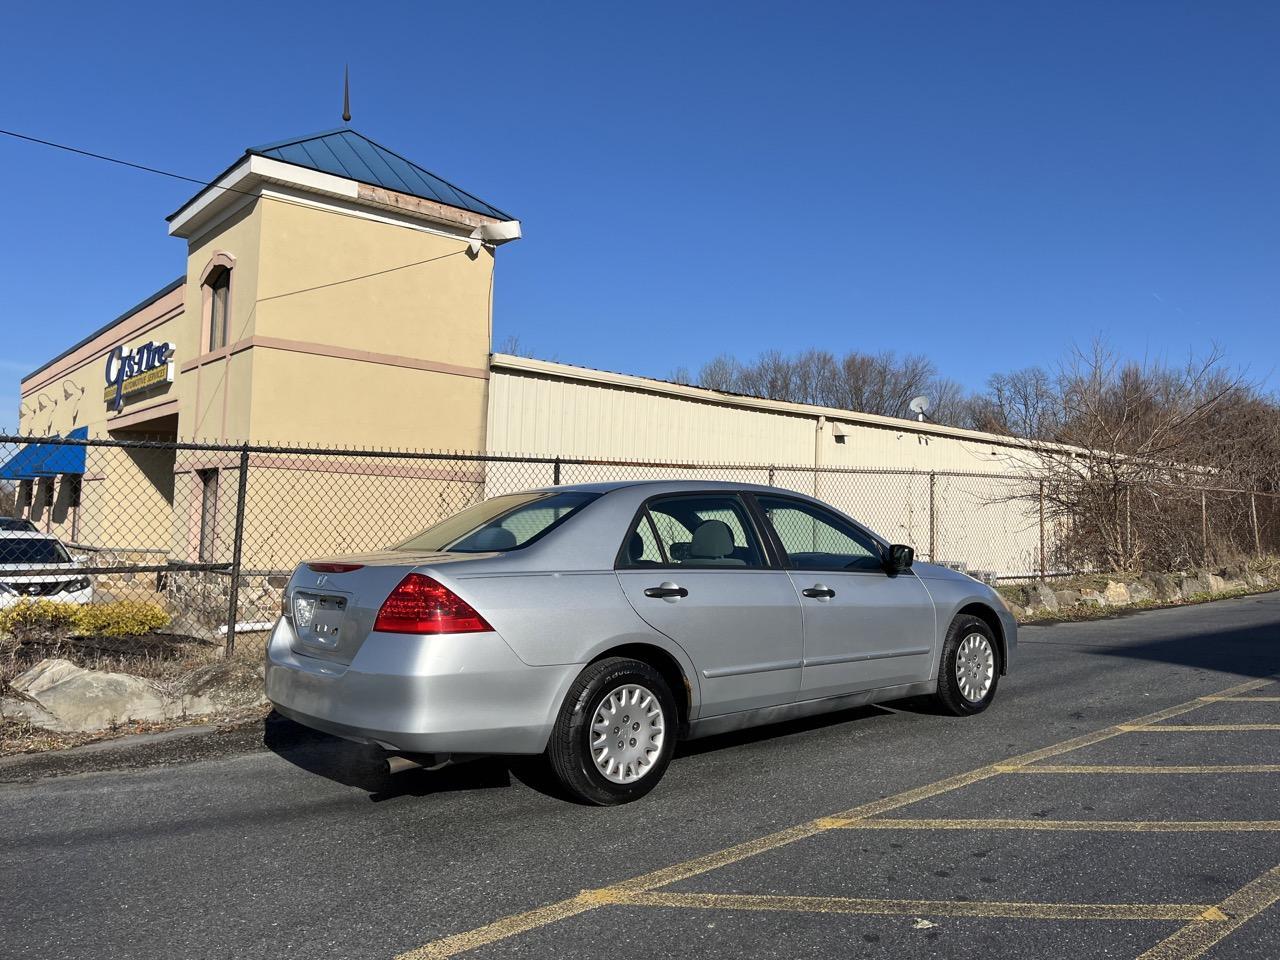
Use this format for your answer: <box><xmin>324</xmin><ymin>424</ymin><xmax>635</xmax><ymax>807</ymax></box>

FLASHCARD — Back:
<box><xmin>264</xmin><ymin>618</ymin><xmax>580</xmax><ymax>755</ymax></box>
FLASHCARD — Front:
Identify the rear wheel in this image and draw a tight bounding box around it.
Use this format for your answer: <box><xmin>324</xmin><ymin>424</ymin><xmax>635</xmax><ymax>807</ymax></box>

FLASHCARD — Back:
<box><xmin>547</xmin><ymin>657</ymin><xmax>676</xmax><ymax>805</ymax></box>
<box><xmin>933</xmin><ymin>615</ymin><xmax>1000</xmax><ymax>716</ymax></box>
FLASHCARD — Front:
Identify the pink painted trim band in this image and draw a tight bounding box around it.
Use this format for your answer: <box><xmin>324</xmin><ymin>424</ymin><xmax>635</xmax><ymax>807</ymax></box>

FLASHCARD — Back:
<box><xmin>179</xmin><ymin>335</ymin><xmax>489</xmax><ymax>380</ymax></box>
<box><xmin>22</xmin><ymin>289</ymin><xmax>185</xmax><ymax>396</ymax></box>
<box><xmin>104</xmin><ymin>398</ymin><xmax>181</xmax><ymax>432</ymax></box>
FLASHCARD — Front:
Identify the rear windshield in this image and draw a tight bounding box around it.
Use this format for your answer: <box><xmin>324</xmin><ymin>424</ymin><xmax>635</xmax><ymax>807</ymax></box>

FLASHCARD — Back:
<box><xmin>395</xmin><ymin>491</ymin><xmax>599</xmax><ymax>553</ymax></box>
<box><xmin>0</xmin><ymin>518</ymin><xmax>37</xmax><ymax>532</ymax></box>
<box><xmin>0</xmin><ymin>537</ymin><xmax>72</xmax><ymax>565</ymax></box>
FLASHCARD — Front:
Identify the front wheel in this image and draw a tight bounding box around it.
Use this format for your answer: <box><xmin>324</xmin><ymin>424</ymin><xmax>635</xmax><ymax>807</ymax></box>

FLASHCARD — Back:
<box><xmin>933</xmin><ymin>615</ymin><xmax>1000</xmax><ymax>716</ymax></box>
<box><xmin>547</xmin><ymin>657</ymin><xmax>677</xmax><ymax>805</ymax></box>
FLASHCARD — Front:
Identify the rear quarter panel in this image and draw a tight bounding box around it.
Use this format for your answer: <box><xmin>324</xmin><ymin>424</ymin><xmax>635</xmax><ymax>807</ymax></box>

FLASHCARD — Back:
<box><xmin>448</xmin><ymin>569</ymin><xmax>701</xmax><ymax>696</ymax></box>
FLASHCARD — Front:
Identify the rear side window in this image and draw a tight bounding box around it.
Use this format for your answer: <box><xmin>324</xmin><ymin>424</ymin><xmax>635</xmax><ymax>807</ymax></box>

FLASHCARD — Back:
<box><xmin>621</xmin><ymin>495</ymin><xmax>766</xmax><ymax>568</ymax></box>
<box><xmin>396</xmin><ymin>491</ymin><xmax>598</xmax><ymax>553</ymax></box>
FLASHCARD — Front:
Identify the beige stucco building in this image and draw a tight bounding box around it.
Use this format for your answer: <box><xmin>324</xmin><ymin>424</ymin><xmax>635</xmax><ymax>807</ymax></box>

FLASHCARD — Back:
<box><xmin>11</xmin><ymin>127</ymin><xmax>1044</xmax><ymax>576</ymax></box>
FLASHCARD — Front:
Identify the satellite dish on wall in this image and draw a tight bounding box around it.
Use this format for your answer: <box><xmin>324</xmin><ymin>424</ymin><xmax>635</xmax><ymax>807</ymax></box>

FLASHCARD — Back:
<box><xmin>909</xmin><ymin>395</ymin><xmax>931</xmax><ymax>422</ymax></box>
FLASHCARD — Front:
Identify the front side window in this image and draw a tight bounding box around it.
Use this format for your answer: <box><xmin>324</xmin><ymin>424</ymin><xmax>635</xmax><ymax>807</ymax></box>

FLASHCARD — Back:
<box><xmin>758</xmin><ymin>496</ymin><xmax>883</xmax><ymax>572</ymax></box>
<box><xmin>622</xmin><ymin>494</ymin><xmax>766</xmax><ymax>568</ymax></box>
<box><xmin>208</xmin><ymin>267</ymin><xmax>230</xmax><ymax>350</ymax></box>
<box><xmin>396</xmin><ymin>490</ymin><xmax>598</xmax><ymax>553</ymax></box>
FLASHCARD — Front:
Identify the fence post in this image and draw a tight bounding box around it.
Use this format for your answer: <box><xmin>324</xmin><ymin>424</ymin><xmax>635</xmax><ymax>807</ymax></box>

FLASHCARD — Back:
<box><xmin>1200</xmin><ymin>489</ymin><xmax>1209</xmax><ymax>566</ymax></box>
<box><xmin>1038</xmin><ymin>480</ymin><xmax>1046</xmax><ymax>581</ymax></box>
<box><xmin>767</xmin><ymin>465</ymin><xmax>775</xmax><ymax>487</ymax></box>
<box><xmin>224</xmin><ymin>443</ymin><xmax>250</xmax><ymax>658</ymax></box>
<box><xmin>1251</xmin><ymin>492</ymin><xmax>1262</xmax><ymax>558</ymax></box>
<box><xmin>928</xmin><ymin>472</ymin><xmax>937</xmax><ymax>562</ymax></box>
<box><xmin>552</xmin><ymin>457</ymin><xmax>562</xmax><ymax>486</ymax></box>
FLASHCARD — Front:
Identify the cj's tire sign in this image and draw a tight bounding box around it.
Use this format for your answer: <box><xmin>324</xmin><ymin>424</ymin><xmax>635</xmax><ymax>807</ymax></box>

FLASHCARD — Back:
<box><xmin>105</xmin><ymin>341</ymin><xmax>175</xmax><ymax>411</ymax></box>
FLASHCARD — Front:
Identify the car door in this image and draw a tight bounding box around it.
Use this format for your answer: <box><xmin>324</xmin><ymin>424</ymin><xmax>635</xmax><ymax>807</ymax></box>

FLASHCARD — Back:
<box><xmin>614</xmin><ymin>493</ymin><xmax>804</xmax><ymax>718</ymax></box>
<box><xmin>754</xmin><ymin>494</ymin><xmax>936</xmax><ymax>700</ymax></box>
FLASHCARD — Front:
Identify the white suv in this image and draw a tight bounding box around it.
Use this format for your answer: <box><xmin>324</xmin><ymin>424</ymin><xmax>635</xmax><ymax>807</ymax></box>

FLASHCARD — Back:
<box><xmin>0</xmin><ymin>531</ymin><xmax>92</xmax><ymax>608</ymax></box>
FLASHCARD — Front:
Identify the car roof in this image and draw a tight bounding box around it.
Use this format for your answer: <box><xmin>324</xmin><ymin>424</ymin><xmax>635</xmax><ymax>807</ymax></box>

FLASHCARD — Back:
<box><xmin>0</xmin><ymin>530</ymin><xmax>60</xmax><ymax>541</ymax></box>
<box><xmin>525</xmin><ymin>479</ymin><xmax>797</xmax><ymax>496</ymax></box>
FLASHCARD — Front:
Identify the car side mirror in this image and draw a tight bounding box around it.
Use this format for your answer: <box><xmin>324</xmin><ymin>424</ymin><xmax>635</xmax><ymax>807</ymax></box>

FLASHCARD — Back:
<box><xmin>885</xmin><ymin>544</ymin><xmax>914</xmax><ymax>574</ymax></box>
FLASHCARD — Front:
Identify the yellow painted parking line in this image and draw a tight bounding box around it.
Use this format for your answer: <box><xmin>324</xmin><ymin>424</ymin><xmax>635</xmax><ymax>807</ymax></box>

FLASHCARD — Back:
<box><xmin>1199</xmin><ymin>695</ymin><xmax>1280</xmax><ymax>702</ymax></box>
<box><xmin>394</xmin><ymin>675</ymin><xmax>1273</xmax><ymax>960</ymax></box>
<box><xmin>598</xmin><ymin>889</ymin><xmax>1225</xmax><ymax>923</ymax></box>
<box><xmin>1134</xmin><ymin>864</ymin><xmax>1280</xmax><ymax>960</ymax></box>
<box><xmin>1119</xmin><ymin>724</ymin><xmax>1280</xmax><ymax>732</ymax></box>
<box><xmin>828</xmin><ymin>818</ymin><xmax>1280</xmax><ymax>832</ymax></box>
<box><xmin>993</xmin><ymin>773</ymin><xmax>1280</xmax><ymax>778</ymax></box>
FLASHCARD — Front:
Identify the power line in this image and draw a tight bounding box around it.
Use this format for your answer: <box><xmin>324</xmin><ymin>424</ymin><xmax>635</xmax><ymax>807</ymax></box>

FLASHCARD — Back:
<box><xmin>0</xmin><ymin>127</ymin><xmax>256</xmax><ymax>197</ymax></box>
<box><xmin>0</xmin><ymin>126</ymin><xmax>489</xmax><ymax>241</ymax></box>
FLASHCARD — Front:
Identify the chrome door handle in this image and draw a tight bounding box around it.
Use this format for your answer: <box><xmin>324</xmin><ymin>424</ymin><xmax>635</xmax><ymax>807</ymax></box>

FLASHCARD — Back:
<box><xmin>802</xmin><ymin>584</ymin><xmax>836</xmax><ymax>599</ymax></box>
<box><xmin>644</xmin><ymin>582</ymin><xmax>688</xmax><ymax>600</ymax></box>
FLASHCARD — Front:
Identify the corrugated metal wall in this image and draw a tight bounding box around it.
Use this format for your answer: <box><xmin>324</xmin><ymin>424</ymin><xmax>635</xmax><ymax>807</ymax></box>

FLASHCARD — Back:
<box><xmin>486</xmin><ymin>363</ymin><xmax>1033</xmax><ymax>476</ymax></box>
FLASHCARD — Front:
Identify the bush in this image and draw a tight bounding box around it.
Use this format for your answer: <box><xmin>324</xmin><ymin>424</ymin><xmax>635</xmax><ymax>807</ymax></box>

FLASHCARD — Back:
<box><xmin>0</xmin><ymin>601</ymin><xmax>80</xmax><ymax>645</ymax></box>
<box><xmin>0</xmin><ymin>600</ymin><xmax>170</xmax><ymax>642</ymax></box>
<box><xmin>74</xmin><ymin>601</ymin><xmax>171</xmax><ymax>638</ymax></box>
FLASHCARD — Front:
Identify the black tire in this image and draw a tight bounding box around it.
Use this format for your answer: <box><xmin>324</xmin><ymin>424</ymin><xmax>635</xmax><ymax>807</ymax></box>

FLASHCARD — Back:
<box><xmin>933</xmin><ymin>615</ymin><xmax>1000</xmax><ymax>716</ymax></box>
<box><xmin>547</xmin><ymin>657</ymin><xmax>677</xmax><ymax>805</ymax></box>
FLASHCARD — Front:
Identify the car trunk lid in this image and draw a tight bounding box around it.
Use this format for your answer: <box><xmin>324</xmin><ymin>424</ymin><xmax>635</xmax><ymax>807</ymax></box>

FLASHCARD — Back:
<box><xmin>285</xmin><ymin>551</ymin><xmax>500</xmax><ymax>665</ymax></box>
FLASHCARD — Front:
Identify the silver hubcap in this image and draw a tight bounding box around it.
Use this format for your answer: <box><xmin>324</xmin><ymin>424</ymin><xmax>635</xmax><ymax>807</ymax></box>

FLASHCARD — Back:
<box><xmin>956</xmin><ymin>633</ymin><xmax>994</xmax><ymax>702</ymax></box>
<box><xmin>590</xmin><ymin>683</ymin><xmax>666</xmax><ymax>784</ymax></box>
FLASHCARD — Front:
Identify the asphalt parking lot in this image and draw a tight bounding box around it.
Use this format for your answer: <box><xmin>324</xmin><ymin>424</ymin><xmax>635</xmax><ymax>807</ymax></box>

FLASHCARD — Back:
<box><xmin>3</xmin><ymin>593</ymin><xmax>1279</xmax><ymax>960</ymax></box>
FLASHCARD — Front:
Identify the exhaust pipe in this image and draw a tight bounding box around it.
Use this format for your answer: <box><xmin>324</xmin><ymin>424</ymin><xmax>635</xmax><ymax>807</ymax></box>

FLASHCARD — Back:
<box><xmin>386</xmin><ymin>753</ymin><xmax>452</xmax><ymax>774</ymax></box>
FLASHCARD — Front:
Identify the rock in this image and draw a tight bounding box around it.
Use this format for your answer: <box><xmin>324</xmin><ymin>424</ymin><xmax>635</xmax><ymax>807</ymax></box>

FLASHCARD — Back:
<box><xmin>8</xmin><ymin>658</ymin><xmax>257</xmax><ymax>733</ymax></box>
<box><xmin>1078</xmin><ymin>589</ymin><xmax>1105</xmax><ymax>606</ymax></box>
<box><xmin>1245</xmin><ymin>569</ymin><xmax>1269</xmax><ymax>589</ymax></box>
<box><xmin>1054</xmin><ymin>588</ymin><xmax>1082</xmax><ymax>608</ymax></box>
<box><xmin>1103</xmin><ymin>581</ymin><xmax>1131</xmax><ymax>605</ymax></box>
<box><xmin>1205</xmin><ymin>573</ymin><xmax>1227</xmax><ymax>594</ymax></box>
<box><xmin>1004</xmin><ymin>600</ymin><xmax>1026</xmax><ymax>620</ymax></box>
<box><xmin>12</xmin><ymin>658</ymin><xmax>168</xmax><ymax>732</ymax></box>
<box><xmin>1026</xmin><ymin>582</ymin><xmax>1059</xmax><ymax>613</ymax></box>
<box><xmin>1149</xmin><ymin>573</ymin><xmax>1180</xmax><ymax>601</ymax></box>
<box><xmin>1180</xmin><ymin>575</ymin><xmax>1208</xmax><ymax>599</ymax></box>
<box><xmin>1128</xmin><ymin>579</ymin><xmax>1154</xmax><ymax>604</ymax></box>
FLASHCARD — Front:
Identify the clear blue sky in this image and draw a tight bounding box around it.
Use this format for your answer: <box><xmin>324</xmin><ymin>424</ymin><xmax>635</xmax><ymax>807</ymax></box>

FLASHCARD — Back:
<box><xmin>2</xmin><ymin>2</ymin><xmax>1277</xmax><ymax>425</ymax></box>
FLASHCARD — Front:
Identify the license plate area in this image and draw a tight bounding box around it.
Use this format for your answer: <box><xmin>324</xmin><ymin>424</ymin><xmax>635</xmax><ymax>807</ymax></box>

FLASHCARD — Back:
<box><xmin>293</xmin><ymin>592</ymin><xmax>349</xmax><ymax>648</ymax></box>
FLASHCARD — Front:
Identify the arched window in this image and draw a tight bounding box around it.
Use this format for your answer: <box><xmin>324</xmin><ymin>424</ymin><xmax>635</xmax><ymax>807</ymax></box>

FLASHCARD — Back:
<box><xmin>207</xmin><ymin>266</ymin><xmax>230</xmax><ymax>350</ymax></box>
<box><xmin>200</xmin><ymin>251</ymin><xmax>236</xmax><ymax>352</ymax></box>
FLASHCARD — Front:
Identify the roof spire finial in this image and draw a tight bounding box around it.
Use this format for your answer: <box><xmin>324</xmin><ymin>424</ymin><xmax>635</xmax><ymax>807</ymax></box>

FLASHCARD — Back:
<box><xmin>342</xmin><ymin>64</ymin><xmax>352</xmax><ymax>123</ymax></box>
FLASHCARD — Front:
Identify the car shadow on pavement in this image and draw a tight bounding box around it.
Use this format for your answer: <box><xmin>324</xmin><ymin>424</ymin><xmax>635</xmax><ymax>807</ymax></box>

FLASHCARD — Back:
<box><xmin>261</xmin><ymin>711</ymin><xmax>516</xmax><ymax>802</ymax></box>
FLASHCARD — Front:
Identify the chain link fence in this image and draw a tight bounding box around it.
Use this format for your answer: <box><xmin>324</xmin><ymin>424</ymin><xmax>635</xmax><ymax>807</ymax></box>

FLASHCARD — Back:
<box><xmin>2</xmin><ymin>433</ymin><xmax>1277</xmax><ymax>673</ymax></box>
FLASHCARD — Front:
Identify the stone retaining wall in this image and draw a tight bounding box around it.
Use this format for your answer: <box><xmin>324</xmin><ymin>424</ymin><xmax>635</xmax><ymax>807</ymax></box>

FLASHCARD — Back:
<box><xmin>1000</xmin><ymin>561</ymin><xmax>1280</xmax><ymax>620</ymax></box>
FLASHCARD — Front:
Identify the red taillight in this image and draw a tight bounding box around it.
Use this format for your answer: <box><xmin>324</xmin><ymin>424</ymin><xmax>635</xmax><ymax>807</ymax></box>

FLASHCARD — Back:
<box><xmin>374</xmin><ymin>574</ymin><xmax>493</xmax><ymax>635</ymax></box>
<box><xmin>307</xmin><ymin>562</ymin><xmax>365</xmax><ymax>573</ymax></box>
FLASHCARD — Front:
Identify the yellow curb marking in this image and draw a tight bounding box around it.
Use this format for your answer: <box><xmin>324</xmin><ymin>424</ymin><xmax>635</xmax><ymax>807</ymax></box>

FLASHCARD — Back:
<box><xmin>993</xmin><ymin>773</ymin><xmax>1280</xmax><ymax>778</ymax></box>
<box><xmin>1119</xmin><ymin>724</ymin><xmax>1280</xmax><ymax>732</ymax></box>
<box><xmin>600</xmin><ymin>890</ymin><xmax>1224</xmax><ymax>923</ymax></box>
<box><xmin>395</xmin><ymin>676</ymin><xmax>1273</xmax><ymax>960</ymax></box>
<box><xmin>1135</xmin><ymin>864</ymin><xmax>1280</xmax><ymax>960</ymax></box>
<box><xmin>828</xmin><ymin>818</ymin><xmax>1280</xmax><ymax>832</ymax></box>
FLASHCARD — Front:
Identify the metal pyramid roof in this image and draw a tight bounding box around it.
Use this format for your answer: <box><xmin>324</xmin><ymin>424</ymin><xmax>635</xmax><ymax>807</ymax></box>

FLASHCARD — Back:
<box><xmin>248</xmin><ymin>128</ymin><xmax>513</xmax><ymax>221</ymax></box>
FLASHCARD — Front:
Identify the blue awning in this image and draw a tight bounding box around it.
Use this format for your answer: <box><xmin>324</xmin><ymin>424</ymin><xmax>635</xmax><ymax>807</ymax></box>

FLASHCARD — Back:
<box><xmin>0</xmin><ymin>427</ymin><xmax>87</xmax><ymax>480</ymax></box>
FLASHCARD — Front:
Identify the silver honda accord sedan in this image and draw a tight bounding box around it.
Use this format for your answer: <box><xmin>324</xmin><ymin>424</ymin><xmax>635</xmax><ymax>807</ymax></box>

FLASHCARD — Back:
<box><xmin>266</xmin><ymin>480</ymin><xmax>1016</xmax><ymax>804</ymax></box>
